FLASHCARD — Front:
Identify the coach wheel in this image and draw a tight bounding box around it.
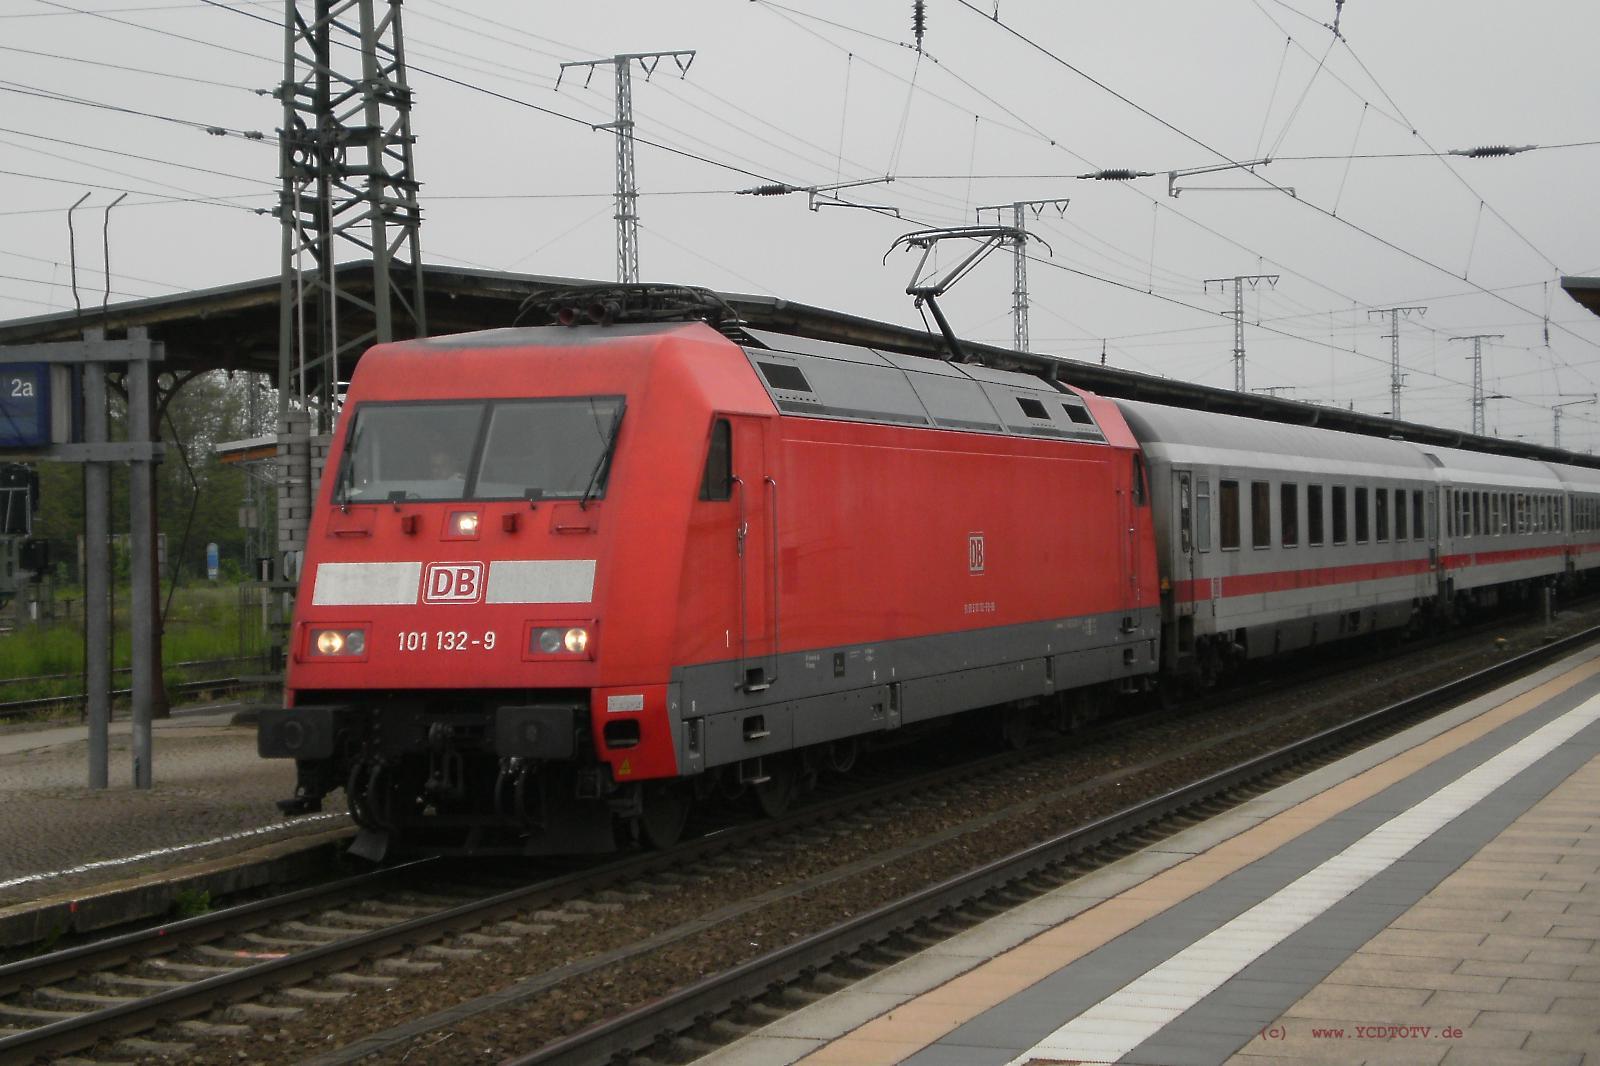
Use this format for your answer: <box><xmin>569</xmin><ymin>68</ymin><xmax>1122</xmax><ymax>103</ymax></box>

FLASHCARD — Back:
<box><xmin>1000</xmin><ymin>705</ymin><xmax>1031</xmax><ymax>750</ymax></box>
<box><xmin>754</xmin><ymin>756</ymin><xmax>798</xmax><ymax>818</ymax></box>
<box><xmin>638</xmin><ymin>782</ymin><xmax>692</xmax><ymax>850</ymax></box>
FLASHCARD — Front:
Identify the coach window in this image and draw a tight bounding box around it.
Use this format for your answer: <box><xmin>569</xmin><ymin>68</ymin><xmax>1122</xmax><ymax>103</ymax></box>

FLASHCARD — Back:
<box><xmin>1395</xmin><ymin>489</ymin><xmax>1408</xmax><ymax>540</ymax></box>
<box><xmin>1413</xmin><ymin>490</ymin><xmax>1425</xmax><ymax>540</ymax></box>
<box><xmin>1281</xmin><ymin>483</ymin><xmax>1299</xmax><ymax>547</ymax></box>
<box><xmin>1307</xmin><ymin>484</ymin><xmax>1324</xmax><ymax>545</ymax></box>
<box><xmin>1251</xmin><ymin>481</ymin><xmax>1271</xmax><ymax>548</ymax></box>
<box><xmin>1332</xmin><ymin>485</ymin><xmax>1348</xmax><ymax>544</ymax></box>
<box><xmin>1471</xmin><ymin>492</ymin><xmax>1481</xmax><ymax>536</ymax></box>
<box><xmin>1376</xmin><ymin>488</ymin><xmax>1389</xmax><ymax>542</ymax></box>
<box><xmin>1197</xmin><ymin>479</ymin><xmax>1212</xmax><ymax>551</ymax></box>
<box><xmin>1219</xmin><ymin>479</ymin><xmax>1241</xmax><ymax>550</ymax></box>
<box><xmin>699</xmin><ymin>418</ymin><xmax>732</xmax><ymax>501</ymax></box>
<box><xmin>1355</xmin><ymin>487</ymin><xmax>1370</xmax><ymax>543</ymax></box>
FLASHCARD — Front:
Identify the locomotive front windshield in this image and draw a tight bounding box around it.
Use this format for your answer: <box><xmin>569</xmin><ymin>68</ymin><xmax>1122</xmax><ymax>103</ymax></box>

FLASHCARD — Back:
<box><xmin>337</xmin><ymin>397</ymin><xmax>625</xmax><ymax>503</ymax></box>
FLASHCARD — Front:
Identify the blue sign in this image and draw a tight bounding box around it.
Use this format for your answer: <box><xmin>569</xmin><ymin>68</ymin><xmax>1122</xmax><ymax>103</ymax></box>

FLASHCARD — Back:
<box><xmin>0</xmin><ymin>364</ymin><xmax>51</xmax><ymax>448</ymax></box>
<box><xmin>206</xmin><ymin>542</ymin><xmax>220</xmax><ymax>581</ymax></box>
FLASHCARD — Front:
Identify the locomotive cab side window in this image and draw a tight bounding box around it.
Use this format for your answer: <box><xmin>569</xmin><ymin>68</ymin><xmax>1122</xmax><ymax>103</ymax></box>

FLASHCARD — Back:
<box><xmin>700</xmin><ymin>418</ymin><xmax>733</xmax><ymax>501</ymax></box>
<box><xmin>1219</xmin><ymin>479</ymin><xmax>1241</xmax><ymax>550</ymax></box>
<box><xmin>1132</xmin><ymin>455</ymin><xmax>1148</xmax><ymax>506</ymax></box>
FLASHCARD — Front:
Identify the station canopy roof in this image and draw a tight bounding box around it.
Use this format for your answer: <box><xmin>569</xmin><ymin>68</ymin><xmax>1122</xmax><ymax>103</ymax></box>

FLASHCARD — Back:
<box><xmin>2</xmin><ymin>261</ymin><xmax>1597</xmax><ymax>468</ymax></box>
<box><xmin>1561</xmin><ymin>276</ymin><xmax>1600</xmax><ymax>319</ymax></box>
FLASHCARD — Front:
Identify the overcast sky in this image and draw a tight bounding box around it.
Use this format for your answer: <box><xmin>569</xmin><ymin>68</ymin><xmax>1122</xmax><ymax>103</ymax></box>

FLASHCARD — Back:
<box><xmin>2</xmin><ymin>1</ymin><xmax>1598</xmax><ymax>447</ymax></box>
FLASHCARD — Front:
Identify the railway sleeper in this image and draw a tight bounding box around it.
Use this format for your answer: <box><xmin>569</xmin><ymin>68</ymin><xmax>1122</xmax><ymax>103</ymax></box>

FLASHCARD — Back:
<box><xmin>114</xmin><ymin>1037</ymin><xmax>195</xmax><ymax>1057</ymax></box>
<box><xmin>32</xmin><ymin>987</ymin><xmax>131</xmax><ymax>1009</ymax></box>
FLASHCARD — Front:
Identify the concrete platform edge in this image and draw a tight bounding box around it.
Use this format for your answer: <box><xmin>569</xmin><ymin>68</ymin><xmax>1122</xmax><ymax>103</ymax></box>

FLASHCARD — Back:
<box><xmin>695</xmin><ymin>642</ymin><xmax>1600</xmax><ymax>1066</ymax></box>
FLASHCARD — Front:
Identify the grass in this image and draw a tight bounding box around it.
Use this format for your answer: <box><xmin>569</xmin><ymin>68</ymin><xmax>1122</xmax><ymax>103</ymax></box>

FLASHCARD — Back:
<box><xmin>0</xmin><ymin>584</ymin><xmax>271</xmax><ymax>701</ymax></box>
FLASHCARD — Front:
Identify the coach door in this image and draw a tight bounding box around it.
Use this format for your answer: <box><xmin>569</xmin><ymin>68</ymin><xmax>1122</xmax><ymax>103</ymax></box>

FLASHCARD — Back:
<box><xmin>1174</xmin><ymin>470</ymin><xmax>1197</xmax><ymax>619</ymax></box>
<box><xmin>729</xmin><ymin>416</ymin><xmax>777</xmax><ymax>692</ymax></box>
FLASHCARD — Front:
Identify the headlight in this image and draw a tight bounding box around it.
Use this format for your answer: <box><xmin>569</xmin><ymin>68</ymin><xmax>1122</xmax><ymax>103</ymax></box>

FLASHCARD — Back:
<box><xmin>312</xmin><ymin>627</ymin><xmax>366</xmax><ymax>657</ymax></box>
<box><xmin>532</xmin><ymin>626</ymin><xmax>592</xmax><ymax>657</ymax></box>
<box><xmin>449</xmin><ymin>511</ymin><xmax>480</xmax><ymax>536</ymax></box>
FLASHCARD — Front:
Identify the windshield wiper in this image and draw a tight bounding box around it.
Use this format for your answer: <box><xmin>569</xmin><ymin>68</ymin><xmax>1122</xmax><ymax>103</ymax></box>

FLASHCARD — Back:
<box><xmin>338</xmin><ymin>423</ymin><xmax>364</xmax><ymax>508</ymax></box>
<box><xmin>579</xmin><ymin>405</ymin><xmax>625</xmax><ymax>511</ymax></box>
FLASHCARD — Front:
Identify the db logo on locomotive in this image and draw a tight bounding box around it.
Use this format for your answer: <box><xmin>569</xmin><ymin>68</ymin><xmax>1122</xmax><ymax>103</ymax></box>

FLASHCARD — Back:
<box><xmin>423</xmin><ymin>562</ymin><xmax>485</xmax><ymax>604</ymax></box>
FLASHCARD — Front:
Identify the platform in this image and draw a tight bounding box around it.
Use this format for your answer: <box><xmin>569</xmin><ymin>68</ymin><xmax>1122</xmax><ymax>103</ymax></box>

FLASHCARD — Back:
<box><xmin>703</xmin><ymin>647</ymin><xmax>1600</xmax><ymax>1066</ymax></box>
<box><xmin>0</xmin><ymin>706</ymin><xmax>347</xmax><ymax>944</ymax></box>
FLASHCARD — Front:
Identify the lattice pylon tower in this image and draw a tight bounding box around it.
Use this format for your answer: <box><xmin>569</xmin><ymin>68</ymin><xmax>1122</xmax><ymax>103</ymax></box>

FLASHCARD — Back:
<box><xmin>975</xmin><ymin>199</ymin><xmax>1068</xmax><ymax>354</ymax></box>
<box><xmin>560</xmin><ymin>51</ymin><xmax>695</xmax><ymax>285</ymax></box>
<box><xmin>275</xmin><ymin>0</ymin><xmax>427</xmax><ymax>430</ymax></box>
<box><xmin>1010</xmin><ymin>203</ymin><xmax>1029</xmax><ymax>353</ymax></box>
<box><xmin>1204</xmin><ymin>274</ymin><xmax>1279</xmax><ymax>393</ymax></box>
<box><xmin>1368</xmin><ymin>305</ymin><xmax>1426</xmax><ymax>421</ymax></box>
<box><xmin>1451</xmin><ymin>334</ymin><xmax>1503</xmax><ymax>437</ymax></box>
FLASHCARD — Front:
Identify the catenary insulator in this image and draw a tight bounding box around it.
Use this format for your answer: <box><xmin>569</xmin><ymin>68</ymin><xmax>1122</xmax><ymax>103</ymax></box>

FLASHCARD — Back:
<box><xmin>1079</xmin><ymin>168</ymin><xmax>1152</xmax><ymax>181</ymax></box>
<box><xmin>1448</xmin><ymin>144</ymin><xmax>1536</xmax><ymax>158</ymax></box>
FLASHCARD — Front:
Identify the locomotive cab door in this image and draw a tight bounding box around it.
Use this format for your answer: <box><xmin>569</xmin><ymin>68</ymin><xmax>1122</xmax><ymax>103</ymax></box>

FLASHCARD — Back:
<box><xmin>1127</xmin><ymin>453</ymin><xmax>1150</xmax><ymax>608</ymax></box>
<box><xmin>728</xmin><ymin>416</ymin><xmax>777</xmax><ymax>692</ymax></box>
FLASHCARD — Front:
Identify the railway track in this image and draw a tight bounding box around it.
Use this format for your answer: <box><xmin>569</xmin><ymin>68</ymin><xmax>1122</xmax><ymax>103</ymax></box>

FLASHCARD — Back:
<box><xmin>500</xmin><ymin>622</ymin><xmax>1600</xmax><ymax>1066</ymax></box>
<box><xmin>0</xmin><ymin>741</ymin><xmax>1060</xmax><ymax>1064</ymax></box>
<box><xmin>4</xmin><ymin>616</ymin><xmax>1593</xmax><ymax>1065</ymax></box>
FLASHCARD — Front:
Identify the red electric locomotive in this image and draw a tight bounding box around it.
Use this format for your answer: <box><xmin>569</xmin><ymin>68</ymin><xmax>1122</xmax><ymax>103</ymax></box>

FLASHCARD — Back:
<box><xmin>260</xmin><ymin>296</ymin><xmax>1160</xmax><ymax>855</ymax></box>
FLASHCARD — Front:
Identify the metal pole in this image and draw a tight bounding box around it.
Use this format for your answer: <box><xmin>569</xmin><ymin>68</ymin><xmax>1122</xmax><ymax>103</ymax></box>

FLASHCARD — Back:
<box><xmin>82</xmin><ymin>359</ymin><xmax>110</xmax><ymax>789</ymax></box>
<box><xmin>128</xmin><ymin>346</ymin><xmax>155</xmax><ymax>789</ymax></box>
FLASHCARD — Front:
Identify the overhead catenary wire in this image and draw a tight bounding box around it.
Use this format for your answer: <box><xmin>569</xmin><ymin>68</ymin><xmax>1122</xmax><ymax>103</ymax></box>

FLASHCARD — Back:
<box><xmin>950</xmin><ymin>0</ymin><xmax>1600</xmax><ymax>367</ymax></box>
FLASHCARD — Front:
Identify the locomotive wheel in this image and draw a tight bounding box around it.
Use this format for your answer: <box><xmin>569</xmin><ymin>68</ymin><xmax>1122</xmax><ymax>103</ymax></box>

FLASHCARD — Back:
<box><xmin>753</xmin><ymin>756</ymin><xmax>797</xmax><ymax>818</ymax></box>
<box><xmin>638</xmin><ymin>782</ymin><xmax>691</xmax><ymax>850</ymax></box>
<box><xmin>823</xmin><ymin>738</ymin><xmax>859</xmax><ymax>775</ymax></box>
